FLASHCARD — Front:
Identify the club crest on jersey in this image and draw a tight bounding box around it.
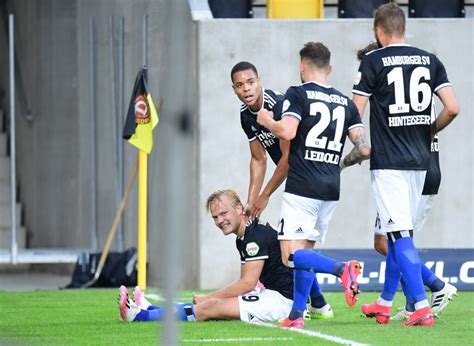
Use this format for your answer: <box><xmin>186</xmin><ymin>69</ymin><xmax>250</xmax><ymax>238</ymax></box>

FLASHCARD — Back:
<box><xmin>282</xmin><ymin>99</ymin><xmax>291</xmax><ymax>113</ymax></box>
<box><xmin>134</xmin><ymin>95</ymin><xmax>150</xmax><ymax>124</ymax></box>
<box><xmin>246</xmin><ymin>242</ymin><xmax>260</xmax><ymax>256</ymax></box>
<box><xmin>354</xmin><ymin>71</ymin><xmax>362</xmax><ymax>85</ymax></box>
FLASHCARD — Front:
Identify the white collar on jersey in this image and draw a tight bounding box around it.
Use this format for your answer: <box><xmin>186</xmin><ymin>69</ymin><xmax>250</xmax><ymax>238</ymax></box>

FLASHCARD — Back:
<box><xmin>366</xmin><ymin>44</ymin><xmax>412</xmax><ymax>56</ymax></box>
<box><xmin>384</xmin><ymin>43</ymin><xmax>412</xmax><ymax>48</ymax></box>
<box><xmin>237</xmin><ymin>218</ymin><xmax>257</xmax><ymax>240</ymax></box>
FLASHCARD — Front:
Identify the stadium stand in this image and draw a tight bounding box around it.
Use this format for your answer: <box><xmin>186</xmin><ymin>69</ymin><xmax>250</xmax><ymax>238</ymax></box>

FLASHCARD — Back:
<box><xmin>266</xmin><ymin>0</ymin><xmax>325</xmax><ymax>19</ymax></box>
<box><xmin>208</xmin><ymin>0</ymin><xmax>253</xmax><ymax>18</ymax></box>
<box><xmin>338</xmin><ymin>0</ymin><xmax>387</xmax><ymax>18</ymax></box>
<box><xmin>408</xmin><ymin>0</ymin><xmax>465</xmax><ymax>18</ymax></box>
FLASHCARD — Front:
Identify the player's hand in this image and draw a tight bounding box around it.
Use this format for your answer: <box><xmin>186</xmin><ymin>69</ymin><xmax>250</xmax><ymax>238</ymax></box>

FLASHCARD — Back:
<box><xmin>192</xmin><ymin>294</ymin><xmax>209</xmax><ymax>305</ymax></box>
<box><xmin>249</xmin><ymin>194</ymin><xmax>269</xmax><ymax>219</ymax></box>
<box><xmin>244</xmin><ymin>201</ymin><xmax>254</xmax><ymax>217</ymax></box>
<box><xmin>256</xmin><ymin>109</ymin><xmax>274</xmax><ymax>127</ymax></box>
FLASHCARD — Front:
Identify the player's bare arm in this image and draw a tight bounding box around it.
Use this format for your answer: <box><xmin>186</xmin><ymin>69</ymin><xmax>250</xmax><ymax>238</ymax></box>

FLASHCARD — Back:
<box><xmin>340</xmin><ymin>126</ymin><xmax>371</xmax><ymax>170</ymax></box>
<box><xmin>246</xmin><ymin>140</ymin><xmax>267</xmax><ymax>214</ymax></box>
<box><xmin>194</xmin><ymin>260</ymin><xmax>264</xmax><ymax>304</ymax></box>
<box><xmin>249</xmin><ymin>139</ymin><xmax>289</xmax><ymax>219</ymax></box>
<box><xmin>256</xmin><ymin>109</ymin><xmax>299</xmax><ymax>141</ymax></box>
<box><xmin>431</xmin><ymin>86</ymin><xmax>459</xmax><ymax>139</ymax></box>
<box><xmin>352</xmin><ymin>94</ymin><xmax>369</xmax><ymax>118</ymax></box>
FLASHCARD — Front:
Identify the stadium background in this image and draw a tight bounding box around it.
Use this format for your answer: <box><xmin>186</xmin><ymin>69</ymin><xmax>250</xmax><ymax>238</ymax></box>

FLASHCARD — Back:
<box><xmin>0</xmin><ymin>0</ymin><xmax>472</xmax><ymax>290</ymax></box>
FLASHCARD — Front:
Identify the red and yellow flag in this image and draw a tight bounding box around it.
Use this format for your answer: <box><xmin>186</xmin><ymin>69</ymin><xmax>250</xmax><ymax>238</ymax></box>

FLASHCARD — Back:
<box><xmin>122</xmin><ymin>68</ymin><xmax>159</xmax><ymax>153</ymax></box>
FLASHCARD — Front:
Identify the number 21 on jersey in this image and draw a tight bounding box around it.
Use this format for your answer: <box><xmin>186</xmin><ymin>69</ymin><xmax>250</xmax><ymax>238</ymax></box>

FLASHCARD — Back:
<box><xmin>305</xmin><ymin>102</ymin><xmax>345</xmax><ymax>152</ymax></box>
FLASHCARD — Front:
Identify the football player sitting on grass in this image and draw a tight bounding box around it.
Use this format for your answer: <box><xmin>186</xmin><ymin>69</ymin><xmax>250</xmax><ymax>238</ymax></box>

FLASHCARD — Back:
<box><xmin>118</xmin><ymin>189</ymin><xmax>295</xmax><ymax>323</ymax></box>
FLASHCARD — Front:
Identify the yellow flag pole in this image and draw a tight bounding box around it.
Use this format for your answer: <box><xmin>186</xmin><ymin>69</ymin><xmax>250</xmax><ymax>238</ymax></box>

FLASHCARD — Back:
<box><xmin>137</xmin><ymin>149</ymin><xmax>148</xmax><ymax>289</ymax></box>
<box><xmin>135</xmin><ymin>99</ymin><xmax>161</xmax><ymax>290</ymax></box>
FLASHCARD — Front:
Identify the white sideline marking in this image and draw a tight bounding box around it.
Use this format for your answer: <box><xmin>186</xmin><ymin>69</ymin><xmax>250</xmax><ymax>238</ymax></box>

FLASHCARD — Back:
<box><xmin>145</xmin><ymin>293</ymin><xmax>194</xmax><ymax>303</ymax></box>
<box><xmin>255</xmin><ymin>322</ymin><xmax>370</xmax><ymax>346</ymax></box>
<box><xmin>182</xmin><ymin>337</ymin><xmax>293</xmax><ymax>343</ymax></box>
<box><xmin>144</xmin><ymin>293</ymin><xmax>164</xmax><ymax>302</ymax></box>
<box><xmin>145</xmin><ymin>293</ymin><xmax>198</xmax><ymax>303</ymax></box>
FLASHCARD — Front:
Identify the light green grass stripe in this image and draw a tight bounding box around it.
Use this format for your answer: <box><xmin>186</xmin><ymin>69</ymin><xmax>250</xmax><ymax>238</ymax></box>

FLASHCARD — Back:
<box><xmin>255</xmin><ymin>321</ymin><xmax>371</xmax><ymax>346</ymax></box>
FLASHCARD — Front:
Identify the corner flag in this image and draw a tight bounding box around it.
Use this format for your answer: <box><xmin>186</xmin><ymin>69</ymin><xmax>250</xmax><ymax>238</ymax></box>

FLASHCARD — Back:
<box><xmin>122</xmin><ymin>67</ymin><xmax>159</xmax><ymax>289</ymax></box>
<box><xmin>122</xmin><ymin>67</ymin><xmax>159</xmax><ymax>154</ymax></box>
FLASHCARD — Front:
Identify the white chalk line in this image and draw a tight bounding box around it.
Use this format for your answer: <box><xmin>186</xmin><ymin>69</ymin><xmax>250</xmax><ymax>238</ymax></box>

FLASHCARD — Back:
<box><xmin>254</xmin><ymin>321</ymin><xmax>370</xmax><ymax>346</ymax></box>
<box><xmin>145</xmin><ymin>293</ymin><xmax>194</xmax><ymax>303</ymax></box>
<box><xmin>182</xmin><ymin>337</ymin><xmax>293</xmax><ymax>343</ymax></box>
<box><xmin>144</xmin><ymin>293</ymin><xmax>164</xmax><ymax>302</ymax></box>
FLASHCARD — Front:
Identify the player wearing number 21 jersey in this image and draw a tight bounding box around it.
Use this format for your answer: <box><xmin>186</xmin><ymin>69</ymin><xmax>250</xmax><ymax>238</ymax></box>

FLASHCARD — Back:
<box><xmin>257</xmin><ymin>42</ymin><xmax>370</xmax><ymax>328</ymax></box>
<box><xmin>283</xmin><ymin>81</ymin><xmax>364</xmax><ymax>200</ymax></box>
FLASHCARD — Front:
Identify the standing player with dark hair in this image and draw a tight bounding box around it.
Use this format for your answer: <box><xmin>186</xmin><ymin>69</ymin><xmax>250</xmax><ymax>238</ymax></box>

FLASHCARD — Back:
<box><xmin>231</xmin><ymin>62</ymin><xmax>289</xmax><ymax>220</ymax></box>
<box><xmin>257</xmin><ymin>42</ymin><xmax>371</xmax><ymax>328</ymax></box>
<box><xmin>356</xmin><ymin>43</ymin><xmax>457</xmax><ymax>321</ymax></box>
<box><xmin>352</xmin><ymin>3</ymin><xmax>459</xmax><ymax>326</ymax></box>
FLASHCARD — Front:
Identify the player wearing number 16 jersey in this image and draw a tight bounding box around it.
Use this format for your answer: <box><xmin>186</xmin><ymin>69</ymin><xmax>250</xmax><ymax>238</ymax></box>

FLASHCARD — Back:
<box><xmin>352</xmin><ymin>3</ymin><xmax>459</xmax><ymax>326</ymax></box>
<box><xmin>356</xmin><ymin>43</ymin><xmax>458</xmax><ymax>320</ymax></box>
<box><xmin>257</xmin><ymin>42</ymin><xmax>371</xmax><ymax>328</ymax></box>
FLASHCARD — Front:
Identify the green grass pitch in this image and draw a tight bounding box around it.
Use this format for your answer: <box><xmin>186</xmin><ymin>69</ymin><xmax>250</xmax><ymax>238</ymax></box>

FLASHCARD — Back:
<box><xmin>0</xmin><ymin>289</ymin><xmax>472</xmax><ymax>345</ymax></box>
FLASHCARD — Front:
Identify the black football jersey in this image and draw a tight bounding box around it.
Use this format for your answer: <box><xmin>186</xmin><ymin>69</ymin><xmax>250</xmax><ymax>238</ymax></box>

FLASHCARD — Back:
<box><xmin>423</xmin><ymin>102</ymin><xmax>441</xmax><ymax>195</ymax></box>
<box><xmin>352</xmin><ymin>44</ymin><xmax>451</xmax><ymax>170</ymax></box>
<box><xmin>282</xmin><ymin>82</ymin><xmax>363</xmax><ymax>201</ymax></box>
<box><xmin>423</xmin><ymin>135</ymin><xmax>440</xmax><ymax>195</ymax></box>
<box><xmin>236</xmin><ymin>219</ymin><xmax>293</xmax><ymax>300</ymax></box>
<box><xmin>240</xmin><ymin>89</ymin><xmax>284</xmax><ymax>165</ymax></box>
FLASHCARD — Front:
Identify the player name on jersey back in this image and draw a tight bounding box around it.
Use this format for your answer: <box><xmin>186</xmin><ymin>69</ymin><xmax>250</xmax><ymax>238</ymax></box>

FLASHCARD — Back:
<box><xmin>388</xmin><ymin>114</ymin><xmax>431</xmax><ymax>127</ymax></box>
<box><xmin>304</xmin><ymin>149</ymin><xmax>340</xmax><ymax>164</ymax></box>
<box><xmin>305</xmin><ymin>90</ymin><xmax>348</xmax><ymax>106</ymax></box>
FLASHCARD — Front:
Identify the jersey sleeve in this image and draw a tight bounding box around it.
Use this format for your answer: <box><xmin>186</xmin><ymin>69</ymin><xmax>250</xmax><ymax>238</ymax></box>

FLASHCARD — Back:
<box><xmin>432</xmin><ymin>56</ymin><xmax>451</xmax><ymax>93</ymax></box>
<box><xmin>236</xmin><ymin>238</ymin><xmax>246</xmax><ymax>263</ymax></box>
<box><xmin>272</xmin><ymin>99</ymin><xmax>283</xmax><ymax>121</ymax></box>
<box><xmin>241</xmin><ymin>228</ymin><xmax>270</xmax><ymax>262</ymax></box>
<box><xmin>240</xmin><ymin>111</ymin><xmax>256</xmax><ymax>141</ymax></box>
<box><xmin>352</xmin><ymin>57</ymin><xmax>375</xmax><ymax>97</ymax></box>
<box><xmin>282</xmin><ymin>86</ymin><xmax>304</xmax><ymax>121</ymax></box>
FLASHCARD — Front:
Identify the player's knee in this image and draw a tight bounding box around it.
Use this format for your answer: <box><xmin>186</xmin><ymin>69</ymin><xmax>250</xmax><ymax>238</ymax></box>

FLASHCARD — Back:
<box><xmin>281</xmin><ymin>254</ymin><xmax>289</xmax><ymax>267</ymax></box>
<box><xmin>374</xmin><ymin>242</ymin><xmax>387</xmax><ymax>256</ymax></box>
<box><xmin>374</xmin><ymin>236</ymin><xmax>388</xmax><ymax>256</ymax></box>
<box><xmin>281</xmin><ymin>252</ymin><xmax>295</xmax><ymax>268</ymax></box>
